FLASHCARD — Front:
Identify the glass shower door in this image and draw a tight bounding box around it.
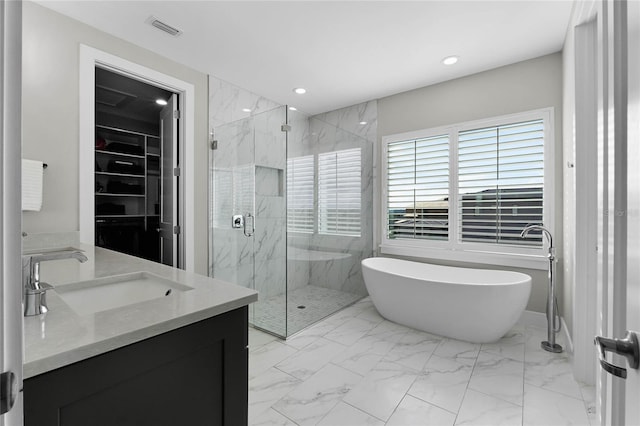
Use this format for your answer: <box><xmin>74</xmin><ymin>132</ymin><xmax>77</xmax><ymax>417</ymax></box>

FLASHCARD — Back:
<box><xmin>210</xmin><ymin>106</ymin><xmax>288</xmax><ymax>337</ymax></box>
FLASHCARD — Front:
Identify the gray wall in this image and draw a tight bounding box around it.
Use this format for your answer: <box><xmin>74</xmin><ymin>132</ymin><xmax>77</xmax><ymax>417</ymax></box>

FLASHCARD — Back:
<box><xmin>21</xmin><ymin>2</ymin><xmax>209</xmax><ymax>274</ymax></box>
<box><xmin>377</xmin><ymin>53</ymin><xmax>564</xmax><ymax>314</ymax></box>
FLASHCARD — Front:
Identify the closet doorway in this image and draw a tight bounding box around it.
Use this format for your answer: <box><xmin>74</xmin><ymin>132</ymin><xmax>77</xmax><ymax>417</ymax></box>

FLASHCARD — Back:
<box><xmin>94</xmin><ymin>67</ymin><xmax>179</xmax><ymax>266</ymax></box>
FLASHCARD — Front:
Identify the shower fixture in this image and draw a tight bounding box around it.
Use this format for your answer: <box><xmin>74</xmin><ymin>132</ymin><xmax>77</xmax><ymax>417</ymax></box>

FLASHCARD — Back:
<box><xmin>521</xmin><ymin>224</ymin><xmax>563</xmax><ymax>353</ymax></box>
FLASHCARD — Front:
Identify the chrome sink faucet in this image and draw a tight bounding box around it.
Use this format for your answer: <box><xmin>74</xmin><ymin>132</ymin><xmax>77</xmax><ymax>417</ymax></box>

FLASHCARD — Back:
<box><xmin>22</xmin><ymin>250</ymin><xmax>88</xmax><ymax>316</ymax></box>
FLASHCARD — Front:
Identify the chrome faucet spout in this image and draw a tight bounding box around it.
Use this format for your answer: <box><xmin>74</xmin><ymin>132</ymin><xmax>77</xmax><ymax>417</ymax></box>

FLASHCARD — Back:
<box><xmin>22</xmin><ymin>249</ymin><xmax>88</xmax><ymax>316</ymax></box>
<box><xmin>520</xmin><ymin>224</ymin><xmax>553</xmax><ymax>252</ymax></box>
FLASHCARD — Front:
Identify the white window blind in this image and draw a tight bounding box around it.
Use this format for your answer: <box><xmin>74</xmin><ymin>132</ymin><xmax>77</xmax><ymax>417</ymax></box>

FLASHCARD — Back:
<box><xmin>287</xmin><ymin>155</ymin><xmax>315</xmax><ymax>233</ymax></box>
<box><xmin>458</xmin><ymin>119</ymin><xmax>544</xmax><ymax>247</ymax></box>
<box><xmin>387</xmin><ymin>134</ymin><xmax>449</xmax><ymax>241</ymax></box>
<box><xmin>318</xmin><ymin>148</ymin><xmax>361</xmax><ymax>236</ymax></box>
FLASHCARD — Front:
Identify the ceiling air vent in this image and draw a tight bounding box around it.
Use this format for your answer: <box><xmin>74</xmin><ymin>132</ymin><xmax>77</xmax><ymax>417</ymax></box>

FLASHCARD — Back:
<box><xmin>147</xmin><ymin>16</ymin><xmax>182</xmax><ymax>37</ymax></box>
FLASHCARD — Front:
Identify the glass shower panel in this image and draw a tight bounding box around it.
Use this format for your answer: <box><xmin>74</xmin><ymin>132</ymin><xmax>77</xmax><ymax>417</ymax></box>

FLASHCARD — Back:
<box><xmin>210</xmin><ymin>106</ymin><xmax>287</xmax><ymax>337</ymax></box>
<box><xmin>285</xmin><ymin>110</ymin><xmax>373</xmax><ymax>336</ymax></box>
<box><xmin>209</xmin><ymin>104</ymin><xmax>372</xmax><ymax>338</ymax></box>
<box><xmin>251</xmin><ymin>107</ymin><xmax>287</xmax><ymax>336</ymax></box>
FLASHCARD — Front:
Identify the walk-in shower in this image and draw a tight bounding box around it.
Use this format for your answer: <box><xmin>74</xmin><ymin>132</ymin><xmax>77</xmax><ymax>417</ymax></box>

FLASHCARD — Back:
<box><xmin>209</xmin><ymin>105</ymin><xmax>373</xmax><ymax>337</ymax></box>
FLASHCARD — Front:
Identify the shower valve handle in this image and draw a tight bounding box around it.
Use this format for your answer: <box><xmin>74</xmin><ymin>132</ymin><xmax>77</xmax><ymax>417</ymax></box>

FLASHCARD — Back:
<box><xmin>594</xmin><ymin>331</ymin><xmax>639</xmax><ymax>379</ymax></box>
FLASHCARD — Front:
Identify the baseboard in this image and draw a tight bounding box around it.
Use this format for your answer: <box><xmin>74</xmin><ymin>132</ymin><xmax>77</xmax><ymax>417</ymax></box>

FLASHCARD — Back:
<box><xmin>561</xmin><ymin>316</ymin><xmax>574</xmax><ymax>353</ymax></box>
<box><xmin>517</xmin><ymin>310</ymin><xmax>573</xmax><ymax>354</ymax></box>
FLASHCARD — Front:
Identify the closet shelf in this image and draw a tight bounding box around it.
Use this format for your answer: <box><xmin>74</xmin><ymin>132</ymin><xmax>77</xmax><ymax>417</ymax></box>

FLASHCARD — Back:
<box><xmin>96</xmin><ymin>215</ymin><xmax>146</xmax><ymax>218</ymax></box>
<box><xmin>96</xmin><ymin>193</ymin><xmax>145</xmax><ymax>197</ymax></box>
<box><xmin>96</xmin><ymin>150</ymin><xmax>145</xmax><ymax>159</ymax></box>
<box><xmin>96</xmin><ymin>171</ymin><xmax>145</xmax><ymax>178</ymax></box>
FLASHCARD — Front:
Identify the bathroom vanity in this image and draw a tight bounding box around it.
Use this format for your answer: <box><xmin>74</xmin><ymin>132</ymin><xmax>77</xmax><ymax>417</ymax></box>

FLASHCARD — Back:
<box><xmin>22</xmin><ymin>244</ymin><xmax>257</xmax><ymax>426</ymax></box>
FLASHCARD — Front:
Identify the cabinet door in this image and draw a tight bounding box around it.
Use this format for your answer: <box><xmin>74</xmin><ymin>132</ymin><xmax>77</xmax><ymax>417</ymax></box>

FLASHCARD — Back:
<box><xmin>24</xmin><ymin>307</ymin><xmax>249</xmax><ymax>426</ymax></box>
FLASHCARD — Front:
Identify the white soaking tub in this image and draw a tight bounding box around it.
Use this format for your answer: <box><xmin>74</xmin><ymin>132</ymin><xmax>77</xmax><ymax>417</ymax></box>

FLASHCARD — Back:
<box><xmin>361</xmin><ymin>257</ymin><xmax>531</xmax><ymax>343</ymax></box>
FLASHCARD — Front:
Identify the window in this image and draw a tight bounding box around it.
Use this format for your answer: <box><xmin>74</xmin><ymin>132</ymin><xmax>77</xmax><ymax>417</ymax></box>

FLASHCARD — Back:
<box><xmin>387</xmin><ymin>134</ymin><xmax>449</xmax><ymax>241</ymax></box>
<box><xmin>458</xmin><ymin>120</ymin><xmax>544</xmax><ymax>246</ymax></box>
<box><xmin>318</xmin><ymin>148</ymin><xmax>362</xmax><ymax>236</ymax></box>
<box><xmin>287</xmin><ymin>155</ymin><xmax>315</xmax><ymax>233</ymax></box>
<box><xmin>382</xmin><ymin>109</ymin><xmax>552</xmax><ymax>264</ymax></box>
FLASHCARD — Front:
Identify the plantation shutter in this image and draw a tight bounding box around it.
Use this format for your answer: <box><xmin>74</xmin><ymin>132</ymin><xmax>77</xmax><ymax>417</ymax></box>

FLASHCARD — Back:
<box><xmin>458</xmin><ymin>119</ymin><xmax>544</xmax><ymax>246</ymax></box>
<box><xmin>386</xmin><ymin>134</ymin><xmax>450</xmax><ymax>240</ymax></box>
<box><xmin>286</xmin><ymin>155</ymin><xmax>315</xmax><ymax>233</ymax></box>
<box><xmin>318</xmin><ymin>148</ymin><xmax>361</xmax><ymax>236</ymax></box>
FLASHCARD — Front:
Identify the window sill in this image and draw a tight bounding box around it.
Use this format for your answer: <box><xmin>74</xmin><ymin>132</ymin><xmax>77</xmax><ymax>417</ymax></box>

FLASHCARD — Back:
<box><xmin>379</xmin><ymin>244</ymin><xmax>548</xmax><ymax>270</ymax></box>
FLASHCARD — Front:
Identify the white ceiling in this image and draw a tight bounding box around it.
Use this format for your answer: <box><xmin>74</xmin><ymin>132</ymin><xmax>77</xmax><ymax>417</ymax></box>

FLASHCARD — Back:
<box><xmin>35</xmin><ymin>0</ymin><xmax>574</xmax><ymax>115</ymax></box>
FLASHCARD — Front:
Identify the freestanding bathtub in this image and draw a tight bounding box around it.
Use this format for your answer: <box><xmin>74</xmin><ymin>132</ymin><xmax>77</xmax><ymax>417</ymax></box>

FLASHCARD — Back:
<box><xmin>361</xmin><ymin>257</ymin><xmax>531</xmax><ymax>343</ymax></box>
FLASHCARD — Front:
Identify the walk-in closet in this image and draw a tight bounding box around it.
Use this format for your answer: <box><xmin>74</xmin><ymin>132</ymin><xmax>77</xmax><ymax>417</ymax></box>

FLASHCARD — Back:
<box><xmin>94</xmin><ymin>67</ymin><xmax>177</xmax><ymax>265</ymax></box>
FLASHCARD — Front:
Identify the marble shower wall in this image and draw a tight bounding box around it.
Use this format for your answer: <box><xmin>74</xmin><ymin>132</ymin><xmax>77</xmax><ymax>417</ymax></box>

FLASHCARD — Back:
<box><xmin>287</xmin><ymin>101</ymin><xmax>377</xmax><ymax>297</ymax></box>
<box><xmin>208</xmin><ymin>75</ymin><xmax>281</xmax><ymax>288</ymax></box>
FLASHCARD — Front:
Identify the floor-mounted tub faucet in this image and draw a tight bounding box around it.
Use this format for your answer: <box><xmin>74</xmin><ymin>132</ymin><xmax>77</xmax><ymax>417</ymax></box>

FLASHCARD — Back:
<box><xmin>520</xmin><ymin>224</ymin><xmax>562</xmax><ymax>353</ymax></box>
<box><xmin>22</xmin><ymin>250</ymin><xmax>88</xmax><ymax>316</ymax></box>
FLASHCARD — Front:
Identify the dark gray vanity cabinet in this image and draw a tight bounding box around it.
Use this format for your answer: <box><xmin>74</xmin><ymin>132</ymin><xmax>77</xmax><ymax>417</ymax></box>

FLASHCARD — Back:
<box><xmin>24</xmin><ymin>306</ymin><xmax>248</xmax><ymax>426</ymax></box>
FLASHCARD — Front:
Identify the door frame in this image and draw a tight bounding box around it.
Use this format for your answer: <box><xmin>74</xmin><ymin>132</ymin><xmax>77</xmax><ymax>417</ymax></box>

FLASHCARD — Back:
<box><xmin>570</xmin><ymin>0</ymin><xmax>627</xmax><ymax>423</ymax></box>
<box><xmin>1</xmin><ymin>0</ymin><xmax>24</xmax><ymax>424</ymax></box>
<box><xmin>78</xmin><ymin>45</ymin><xmax>195</xmax><ymax>272</ymax></box>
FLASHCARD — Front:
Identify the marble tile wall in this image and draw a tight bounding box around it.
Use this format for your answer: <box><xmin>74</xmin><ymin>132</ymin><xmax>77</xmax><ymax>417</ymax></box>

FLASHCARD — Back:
<box><xmin>303</xmin><ymin>102</ymin><xmax>377</xmax><ymax>297</ymax></box>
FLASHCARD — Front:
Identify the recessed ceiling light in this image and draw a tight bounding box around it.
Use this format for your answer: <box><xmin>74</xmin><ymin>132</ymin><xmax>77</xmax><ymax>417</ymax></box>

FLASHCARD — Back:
<box><xmin>442</xmin><ymin>56</ymin><xmax>459</xmax><ymax>65</ymax></box>
<box><xmin>156</xmin><ymin>99</ymin><xmax>168</xmax><ymax>106</ymax></box>
<box><xmin>293</xmin><ymin>87</ymin><xmax>307</xmax><ymax>95</ymax></box>
<box><xmin>289</xmin><ymin>106</ymin><xmax>297</xmax><ymax>111</ymax></box>
<box><xmin>359</xmin><ymin>121</ymin><xmax>368</xmax><ymax>125</ymax></box>
<box><xmin>242</xmin><ymin>108</ymin><xmax>252</xmax><ymax>113</ymax></box>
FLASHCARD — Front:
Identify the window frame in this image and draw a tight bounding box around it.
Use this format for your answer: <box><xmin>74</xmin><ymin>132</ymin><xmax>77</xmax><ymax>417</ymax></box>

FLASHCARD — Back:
<box><xmin>380</xmin><ymin>108</ymin><xmax>554</xmax><ymax>270</ymax></box>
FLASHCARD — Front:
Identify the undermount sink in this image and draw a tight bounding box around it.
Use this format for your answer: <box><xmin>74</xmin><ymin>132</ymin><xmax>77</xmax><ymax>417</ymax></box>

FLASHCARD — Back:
<box><xmin>55</xmin><ymin>272</ymin><xmax>193</xmax><ymax>316</ymax></box>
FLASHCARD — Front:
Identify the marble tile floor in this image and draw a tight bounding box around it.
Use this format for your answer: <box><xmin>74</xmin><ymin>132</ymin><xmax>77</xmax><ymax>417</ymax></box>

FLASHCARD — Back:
<box><xmin>248</xmin><ymin>297</ymin><xmax>596</xmax><ymax>426</ymax></box>
<box><xmin>251</xmin><ymin>285</ymin><xmax>364</xmax><ymax>337</ymax></box>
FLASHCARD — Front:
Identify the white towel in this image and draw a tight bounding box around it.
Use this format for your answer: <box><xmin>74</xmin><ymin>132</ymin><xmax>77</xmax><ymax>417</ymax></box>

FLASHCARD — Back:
<box><xmin>22</xmin><ymin>159</ymin><xmax>43</xmax><ymax>211</ymax></box>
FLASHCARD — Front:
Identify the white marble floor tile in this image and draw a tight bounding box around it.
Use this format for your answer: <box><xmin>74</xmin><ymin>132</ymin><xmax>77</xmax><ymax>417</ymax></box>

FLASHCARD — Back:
<box><xmin>523</xmin><ymin>384</ymin><xmax>590</xmax><ymax>426</ymax></box>
<box><xmin>408</xmin><ymin>355</ymin><xmax>474</xmax><ymax>413</ymax></box>
<box><xmin>249</xmin><ymin>340</ymin><xmax>299</xmax><ymax>380</ymax></box>
<box><xmin>276</xmin><ymin>337</ymin><xmax>347</xmax><ymax>380</ymax></box>
<box><xmin>481</xmin><ymin>328</ymin><xmax>526</xmax><ymax>362</ymax></box>
<box><xmin>385</xmin><ymin>329</ymin><xmax>442</xmax><ymax>371</ymax></box>
<box><xmin>249</xmin><ymin>327</ymin><xmax>278</xmax><ymax>350</ymax></box>
<box><xmin>468</xmin><ymin>351</ymin><xmax>525</xmax><ymax>406</ymax></box>
<box><xmin>250</xmin><ymin>408</ymin><xmax>297</xmax><ymax>426</ymax></box>
<box><xmin>387</xmin><ymin>394</ymin><xmax>456</xmax><ymax>426</ymax></box>
<box><xmin>324</xmin><ymin>317</ymin><xmax>379</xmax><ymax>346</ymax></box>
<box><xmin>317</xmin><ymin>402</ymin><xmax>384</xmax><ymax>426</ymax></box>
<box><xmin>283</xmin><ymin>332</ymin><xmax>320</xmax><ymax>350</ymax></box>
<box><xmin>343</xmin><ymin>360</ymin><xmax>420</xmax><ymax>422</ymax></box>
<box><xmin>455</xmin><ymin>389</ymin><xmax>523</xmax><ymax>426</ymax></box>
<box><xmin>332</xmin><ymin>334</ymin><xmax>396</xmax><ymax>376</ymax></box>
<box><xmin>435</xmin><ymin>338</ymin><xmax>481</xmax><ymax>366</ymax></box>
<box><xmin>524</xmin><ymin>352</ymin><xmax>583</xmax><ymax>400</ymax></box>
<box><xmin>248</xmin><ymin>367</ymin><xmax>301</xmax><ymax>423</ymax></box>
<box><xmin>273</xmin><ymin>363</ymin><xmax>363</xmax><ymax>425</ymax></box>
<box><xmin>356</xmin><ymin>306</ymin><xmax>386</xmax><ymax>324</ymax></box>
<box><xmin>364</xmin><ymin>320</ymin><xmax>411</xmax><ymax>344</ymax></box>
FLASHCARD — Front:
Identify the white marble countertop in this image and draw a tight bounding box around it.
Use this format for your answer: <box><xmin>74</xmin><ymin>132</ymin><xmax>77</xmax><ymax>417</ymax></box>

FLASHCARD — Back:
<box><xmin>23</xmin><ymin>244</ymin><xmax>258</xmax><ymax>379</ymax></box>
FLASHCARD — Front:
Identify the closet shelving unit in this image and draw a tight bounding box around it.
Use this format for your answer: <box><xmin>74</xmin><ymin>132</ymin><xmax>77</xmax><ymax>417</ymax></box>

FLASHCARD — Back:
<box><xmin>94</xmin><ymin>124</ymin><xmax>160</xmax><ymax>260</ymax></box>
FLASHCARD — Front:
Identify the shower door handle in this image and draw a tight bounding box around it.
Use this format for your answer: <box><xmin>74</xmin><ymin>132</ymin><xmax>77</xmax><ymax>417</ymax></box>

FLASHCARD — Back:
<box><xmin>243</xmin><ymin>213</ymin><xmax>254</xmax><ymax>237</ymax></box>
<box><xmin>594</xmin><ymin>330</ymin><xmax>639</xmax><ymax>379</ymax></box>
